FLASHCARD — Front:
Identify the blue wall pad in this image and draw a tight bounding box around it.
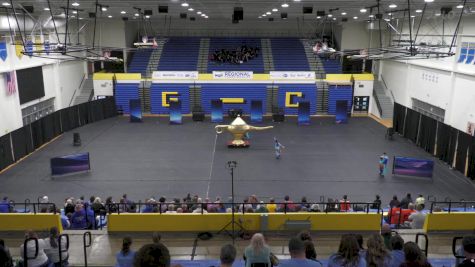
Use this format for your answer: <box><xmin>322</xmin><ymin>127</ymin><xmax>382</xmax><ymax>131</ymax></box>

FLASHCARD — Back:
<box><xmin>276</xmin><ymin>84</ymin><xmax>317</xmax><ymax>115</ymax></box>
<box><xmin>115</xmin><ymin>83</ymin><xmax>139</xmax><ymax>114</ymax></box>
<box><xmin>328</xmin><ymin>85</ymin><xmax>353</xmax><ymax>115</ymax></box>
<box><xmin>200</xmin><ymin>84</ymin><xmax>267</xmax><ymax>114</ymax></box>
<box><xmin>150</xmin><ymin>83</ymin><xmax>191</xmax><ymax>114</ymax></box>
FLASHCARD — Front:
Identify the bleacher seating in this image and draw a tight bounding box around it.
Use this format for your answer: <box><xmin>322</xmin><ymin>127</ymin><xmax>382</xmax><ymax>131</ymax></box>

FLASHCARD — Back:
<box><xmin>157</xmin><ymin>37</ymin><xmax>201</xmax><ymax>71</ymax></box>
<box><xmin>207</xmin><ymin>38</ymin><xmax>264</xmax><ymax>73</ymax></box>
<box><xmin>271</xmin><ymin>38</ymin><xmax>310</xmax><ymax>71</ymax></box>
<box><xmin>319</xmin><ymin>55</ymin><xmax>343</xmax><ymax>74</ymax></box>
<box><xmin>127</xmin><ymin>48</ymin><xmax>153</xmax><ymax>76</ymax></box>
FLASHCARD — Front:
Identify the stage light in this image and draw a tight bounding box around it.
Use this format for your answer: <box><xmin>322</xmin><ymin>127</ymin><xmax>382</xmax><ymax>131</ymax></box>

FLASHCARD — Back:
<box><xmin>281</xmin><ymin>3</ymin><xmax>289</xmax><ymax>8</ymax></box>
<box><xmin>44</xmin><ymin>7</ymin><xmax>50</xmax><ymax>11</ymax></box>
<box><xmin>121</xmin><ymin>11</ymin><xmax>126</xmax><ymax>14</ymax></box>
<box><xmin>456</xmin><ymin>4</ymin><xmax>464</xmax><ymax>8</ymax></box>
<box><xmin>360</xmin><ymin>8</ymin><xmax>367</xmax><ymax>13</ymax></box>
<box><xmin>188</xmin><ymin>8</ymin><xmax>194</xmax><ymax>11</ymax></box>
<box><xmin>341</xmin><ymin>12</ymin><xmax>347</xmax><ymax>15</ymax></box>
<box><xmin>272</xmin><ymin>8</ymin><xmax>278</xmax><ymax>12</ymax></box>
<box><xmin>389</xmin><ymin>4</ymin><xmax>397</xmax><ymax>8</ymax></box>
<box><xmin>181</xmin><ymin>2</ymin><xmax>189</xmax><ymax>7</ymax></box>
<box><xmin>72</xmin><ymin>2</ymin><xmax>79</xmax><ymax>7</ymax></box>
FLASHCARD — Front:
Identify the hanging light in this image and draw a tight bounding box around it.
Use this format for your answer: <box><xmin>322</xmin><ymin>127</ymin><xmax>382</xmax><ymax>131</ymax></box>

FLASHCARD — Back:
<box><xmin>281</xmin><ymin>3</ymin><xmax>289</xmax><ymax>8</ymax></box>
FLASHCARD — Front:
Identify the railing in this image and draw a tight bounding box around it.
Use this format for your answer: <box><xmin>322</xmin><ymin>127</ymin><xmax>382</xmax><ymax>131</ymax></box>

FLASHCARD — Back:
<box><xmin>69</xmin><ymin>73</ymin><xmax>87</xmax><ymax>107</ymax></box>
<box><xmin>88</xmin><ymin>88</ymin><xmax>94</xmax><ymax>102</ymax></box>
<box><xmin>372</xmin><ymin>89</ymin><xmax>384</xmax><ymax>117</ymax></box>
<box><xmin>104</xmin><ymin>201</ymin><xmax>382</xmax><ymax>215</ymax></box>
<box><xmin>83</xmin><ymin>231</ymin><xmax>92</xmax><ymax>267</ymax></box>
<box><xmin>415</xmin><ymin>233</ymin><xmax>429</xmax><ymax>257</ymax></box>
<box><xmin>380</xmin><ymin>75</ymin><xmax>395</xmax><ymax>102</ymax></box>
<box><xmin>429</xmin><ymin>201</ymin><xmax>475</xmax><ymax>213</ymax></box>
<box><xmin>2</xmin><ymin>202</ymin><xmax>57</xmax><ymax>214</ymax></box>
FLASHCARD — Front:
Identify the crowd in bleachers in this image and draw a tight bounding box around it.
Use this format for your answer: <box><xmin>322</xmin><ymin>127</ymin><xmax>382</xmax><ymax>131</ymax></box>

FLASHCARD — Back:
<box><xmin>210</xmin><ymin>45</ymin><xmax>259</xmax><ymax>65</ymax></box>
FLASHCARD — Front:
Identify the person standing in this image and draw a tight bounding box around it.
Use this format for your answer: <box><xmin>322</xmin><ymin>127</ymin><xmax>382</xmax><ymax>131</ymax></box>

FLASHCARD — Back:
<box><xmin>379</xmin><ymin>152</ymin><xmax>389</xmax><ymax>176</ymax></box>
<box><xmin>274</xmin><ymin>137</ymin><xmax>285</xmax><ymax>159</ymax></box>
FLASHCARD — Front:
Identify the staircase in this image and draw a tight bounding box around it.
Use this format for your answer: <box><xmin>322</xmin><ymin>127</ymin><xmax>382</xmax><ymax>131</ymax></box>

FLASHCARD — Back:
<box><xmin>261</xmin><ymin>39</ymin><xmax>274</xmax><ymax>73</ymax></box>
<box><xmin>145</xmin><ymin>39</ymin><xmax>167</xmax><ymax>78</ymax></box>
<box><xmin>197</xmin><ymin>38</ymin><xmax>210</xmax><ymax>73</ymax></box>
<box><xmin>374</xmin><ymin>80</ymin><xmax>394</xmax><ymax>119</ymax></box>
<box><xmin>316</xmin><ymin>81</ymin><xmax>328</xmax><ymax>114</ymax></box>
<box><xmin>72</xmin><ymin>77</ymin><xmax>94</xmax><ymax>106</ymax></box>
<box><xmin>140</xmin><ymin>81</ymin><xmax>151</xmax><ymax>113</ymax></box>
<box><xmin>301</xmin><ymin>39</ymin><xmax>321</xmax><ymax>75</ymax></box>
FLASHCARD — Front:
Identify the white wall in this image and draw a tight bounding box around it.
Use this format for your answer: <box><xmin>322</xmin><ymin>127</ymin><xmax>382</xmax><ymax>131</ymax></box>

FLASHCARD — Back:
<box><xmin>0</xmin><ymin>74</ymin><xmax>23</xmax><ymax>135</ymax></box>
<box><xmin>85</xmin><ymin>20</ymin><xmax>127</xmax><ymax>48</ymax></box>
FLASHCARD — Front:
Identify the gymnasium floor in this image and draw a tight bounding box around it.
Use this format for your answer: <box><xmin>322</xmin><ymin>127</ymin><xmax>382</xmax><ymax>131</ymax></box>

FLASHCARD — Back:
<box><xmin>1</xmin><ymin>116</ymin><xmax>474</xmax><ymax>206</ymax></box>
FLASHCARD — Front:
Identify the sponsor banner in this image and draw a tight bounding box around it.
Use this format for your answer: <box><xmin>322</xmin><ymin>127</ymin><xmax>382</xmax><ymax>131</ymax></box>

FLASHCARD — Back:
<box><xmin>152</xmin><ymin>71</ymin><xmax>199</xmax><ymax>80</ymax></box>
<box><xmin>212</xmin><ymin>71</ymin><xmax>253</xmax><ymax>80</ymax></box>
<box><xmin>270</xmin><ymin>71</ymin><xmax>316</xmax><ymax>80</ymax></box>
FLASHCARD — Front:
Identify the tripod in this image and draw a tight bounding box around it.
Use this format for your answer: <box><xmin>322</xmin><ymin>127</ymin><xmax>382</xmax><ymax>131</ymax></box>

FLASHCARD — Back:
<box><xmin>217</xmin><ymin>161</ymin><xmax>245</xmax><ymax>243</ymax></box>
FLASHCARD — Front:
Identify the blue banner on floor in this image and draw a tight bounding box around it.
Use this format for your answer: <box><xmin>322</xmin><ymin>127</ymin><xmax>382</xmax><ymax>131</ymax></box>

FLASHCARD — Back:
<box><xmin>51</xmin><ymin>152</ymin><xmax>90</xmax><ymax>176</ymax></box>
<box><xmin>211</xmin><ymin>99</ymin><xmax>223</xmax><ymax>123</ymax></box>
<box><xmin>250</xmin><ymin>100</ymin><xmax>263</xmax><ymax>123</ymax></box>
<box><xmin>298</xmin><ymin>101</ymin><xmax>310</xmax><ymax>125</ymax></box>
<box><xmin>169</xmin><ymin>100</ymin><xmax>182</xmax><ymax>124</ymax></box>
<box><xmin>336</xmin><ymin>100</ymin><xmax>348</xmax><ymax>124</ymax></box>
<box><xmin>393</xmin><ymin>156</ymin><xmax>434</xmax><ymax>178</ymax></box>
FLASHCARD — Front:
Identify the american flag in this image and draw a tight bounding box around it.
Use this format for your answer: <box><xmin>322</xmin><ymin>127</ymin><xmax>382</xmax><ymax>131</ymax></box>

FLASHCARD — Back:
<box><xmin>6</xmin><ymin>71</ymin><xmax>16</xmax><ymax>95</ymax></box>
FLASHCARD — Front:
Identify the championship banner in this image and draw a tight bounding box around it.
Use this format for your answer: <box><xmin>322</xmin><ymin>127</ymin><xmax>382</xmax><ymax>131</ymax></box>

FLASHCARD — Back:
<box><xmin>250</xmin><ymin>100</ymin><xmax>263</xmax><ymax>123</ymax></box>
<box><xmin>393</xmin><ymin>156</ymin><xmax>434</xmax><ymax>178</ymax></box>
<box><xmin>5</xmin><ymin>71</ymin><xmax>16</xmax><ymax>95</ymax></box>
<box><xmin>25</xmin><ymin>40</ymin><xmax>34</xmax><ymax>57</ymax></box>
<box><xmin>44</xmin><ymin>41</ymin><xmax>50</xmax><ymax>55</ymax></box>
<box><xmin>212</xmin><ymin>71</ymin><xmax>253</xmax><ymax>80</ymax></box>
<box><xmin>298</xmin><ymin>101</ymin><xmax>310</xmax><ymax>125</ymax></box>
<box><xmin>270</xmin><ymin>71</ymin><xmax>316</xmax><ymax>80</ymax></box>
<box><xmin>0</xmin><ymin>42</ymin><xmax>7</xmax><ymax>61</ymax></box>
<box><xmin>152</xmin><ymin>71</ymin><xmax>198</xmax><ymax>80</ymax></box>
<box><xmin>169</xmin><ymin>100</ymin><xmax>182</xmax><ymax>124</ymax></box>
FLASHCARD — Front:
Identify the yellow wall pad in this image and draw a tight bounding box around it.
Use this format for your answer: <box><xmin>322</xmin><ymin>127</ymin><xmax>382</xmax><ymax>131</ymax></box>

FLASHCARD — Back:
<box><xmin>424</xmin><ymin>213</ymin><xmax>475</xmax><ymax>232</ymax></box>
<box><xmin>114</xmin><ymin>73</ymin><xmax>142</xmax><ymax>80</ymax></box>
<box><xmin>220</xmin><ymin>98</ymin><xmax>245</xmax><ymax>104</ymax></box>
<box><xmin>352</xmin><ymin>74</ymin><xmax>375</xmax><ymax>81</ymax></box>
<box><xmin>0</xmin><ymin>214</ymin><xmax>63</xmax><ymax>232</ymax></box>
<box><xmin>107</xmin><ymin>213</ymin><xmax>381</xmax><ymax>232</ymax></box>
<box><xmin>93</xmin><ymin>73</ymin><xmax>115</xmax><ymax>80</ymax></box>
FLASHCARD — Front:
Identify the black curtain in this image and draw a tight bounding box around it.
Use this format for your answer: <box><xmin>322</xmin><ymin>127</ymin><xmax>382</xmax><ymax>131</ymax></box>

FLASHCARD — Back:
<box><xmin>393</xmin><ymin>103</ymin><xmax>406</xmax><ymax>135</ymax></box>
<box><xmin>92</xmin><ymin>100</ymin><xmax>105</xmax><ymax>122</ymax></box>
<box><xmin>53</xmin><ymin>111</ymin><xmax>62</xmax><ymax>136</ymax></box>
<box><xmin>404</xmin><ymin>108</ymin><xmax>420</xmax><ymax>143</ymax></box>
<box><xmin>0</xmin><ymin>134</ymin><xmax>14</xmax><ymax>171</ymax></box>
<box><xmin>60</xmin><ymin>108</ymin><xmax>71</xmax><ymax>132</ymax></box>
<box><xmin>78</xmin><ymin>102</ymin><xmax>92</xmax><ymax>126</ymax></box>
<box><xmin>68</xmin><ymin>106</ymin><xmax>80</xmax><ymax>129</ymax></box>
<box><xmin>417</xmin><ymin>115</ymin><xmax>437</xmax><ymax>155</ymax></box>
<box><xmin>31</xmin><ymin>119</ymin><xmax>44</xmax><ymax>149</ymax></box>
<box><xmin>40</xmin><ymin>114</ymin><xmax>55</xmax><ymax>143</ymax></box>
<box><xmin>103</xmin><ymin>97</ymin><xmax>117</xmax><ymax>118</ymax></box>
<box><xmin>436</xmin><ymin>122</ymin><xmax>450</xmax><ymax>163</ymax></box>
<box><xmin>11</xmin><ymin>126</ymin><xmax>33</xmax><ymax>161</ymax></box>
<box><xmin>447</xmin><ymin>127</ymin><xmax>458</xmax><ymax>166</ymax></box>
<box><xmin>468</xmin><ymin>137</ymin><xmax>475</xmax><ymax>180</ymax></box>
<box><xmin>455</xmin><ymin>131</ymin><xmax>472</xmax><ymax>175</ymax></box>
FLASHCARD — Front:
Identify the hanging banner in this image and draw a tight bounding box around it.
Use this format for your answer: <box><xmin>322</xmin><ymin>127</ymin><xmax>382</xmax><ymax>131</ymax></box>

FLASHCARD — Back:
<box><xmin>25</xmin><ymin>40</ymin><xmax>34</xmax><ymax>57</ymax></box>
<box><xmin>5</xmin><ymin>71</ymin><xmax>17</xmax><ymax>95</ymax></box>
<box><xmin>44</xmin><ymin>41</ymin><xmax>50</xmax><ymax>55</ymax></box>
<box><xmin>15</xmin><ymin>42</ymin><xmax>23</xmax><ymax>59</ymax></box>
<box><xmin>152</xmin><ymin>71</ymin><xmax>198</xmax><ymax>80</ymax></box>
<box><xmin>0</xmin><ymin>42</ymin><xmax>7</xmax><ymax>61</ymax></box>
<box><xmin>269</xmin><ymin>71</ymin><xmax>316</xmax><ymax>80</ymax></box>
<box><xmin>212</xmin><ymin>71</ymin><xmax>253</xmax><ymax>80</ymax></box>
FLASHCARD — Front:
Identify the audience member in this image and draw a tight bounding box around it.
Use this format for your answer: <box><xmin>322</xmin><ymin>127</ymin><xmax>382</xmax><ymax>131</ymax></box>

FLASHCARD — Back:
<box><xmin>210</xmin><ymin>45</ymin><xmax>259</xmax><ymax>65</ymax></box>
<box><xmin>0</xmin><ymin>197</ymin><xmax>11</xmax><ymax>213</ymax></box>
<box><xmin>303</xmin><ymin>240</ymin><xmax>318</xmax><ymax>261</ymax></box>
<box><xmin>389</xmin><ymin>195</ymin><xmax>400</xmax><ymax>208</ymax></box>
<box><xmin>64</xmin><ymin>198</ymin><xmax>75</xmax><ymax>215</ymax></box>
<box><xmin>279</xmin><ymin>195</ymin><xmax>296</xmax><ymax>212</ymax></box>
<box><xmin>415</xmin><ymin>195</ymin><xmax>425</xmax><ymax>209</ymax></box>
<box><xmin>400</xmin><ymin>242</ymin><xmax>432</xmax><ymax>267</ymax></box>
<box><xmin>279</xmin><ymin>237</ymin><xmax>320</xmax><ymax>267</ymax></box>
<box><xmin>297</xmin><ymin>231</ymin><xmax>313</xmax><ymax>242</ymax></box>
<box><xmin>364</xmin><ymin>234</ymin><xmax>391</xmax><ymax>267</ymax></box>
<box><xmin>371</xmin><ymin>195</ymin><xmax>382</xmax><ymax>209</ymax></box>
<box><xmin>389</xmin><ymin>235</ymin><xmax>405</xmax><ymax>267</ymax></box>
<box><xmin>218</xmin><ymin>244</ymin><xmax>236</xmax><ymax>267</ymax></box>
<box><xmin>266</xmin><ymin>198</ymin><xmax>277</xmax><ymax>213</ymax></box>
<box><xmin>459</xmin><ymin>236</ymin><xmax>475</xmax><ymax>267</ymax></box>
<box><xmin>20</xmin><ymin>230</ymin><xmax>49</xmax><ymax>267</ymax></box>
<box><xmin>381</xmin><ymin>224</ymin><xmax>392</xmax><ymax>250</ymax></box>
<box><xmin>71</xmin><ymin>204</ymin><xmax>88</xmax><ymax>229</ymax></box>
<box><xmin>354</xmin><ymin>234</ymin><xmax>366</xmax><ymax>257</ymax></box>
<box><xmin>91</xmin><ymin>197</ymin><xmax>105</xmax><ymax>214</ymax></box>
<box><xmin>339</xmin><ymin>195</ymin><xmax>351</xmax><ymax>212</ymax></box>
<box><xmin>400</xmin><ymin>193</ymin><xmax>413</xmax><ymax>209</ymax></box>
<box><xmin>116</xmin><ymin>237</ymin><xmax>135</xmax><ymax>267</ymax></box>
<box><xmin>408</xmin><ymin>204</ymin><xmax>426</xmax><ymax>229</ymax></box>
<box><xmin>0</xmin><ymin>239</ymin><xmax>13</xmax><ymax>267</ymax></box>
<box><xmin>243</xmin><ymin>233</ymin><xmax>271</xmax><ymax>267</ymax></box>
<box><xmin>43</xmin><ymin>227</ymin><xmax>68</xmax><ymax>267</ymax></box>
<box><xmin>402</xmin><ymin>203</ymin><xmax>416</xmax><ymax>223</ymax></box>
<box><xmin>152</xmin><ymin>232</ymin><xmax>162</xmax><ymax>244</ymax></box>
<box><xmin>327</xmin><ymin>234</ymin><xmax>366</xmax><ymax>267</ymax></box>
<box><xmin>133</xmin><ymin>243</ymin><xmax>170</xmax><ymax>267</ymax></box>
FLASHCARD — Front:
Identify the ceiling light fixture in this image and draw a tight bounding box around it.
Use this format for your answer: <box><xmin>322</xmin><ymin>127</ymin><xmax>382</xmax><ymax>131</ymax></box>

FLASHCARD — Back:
<box><xmin>73</xmin><ymin>11</ymin><xmax>78</xmax><ymax>14</ymax></box>
<box><xmin>181</xmin><ymin>2</ymin><xmax>189</xmax><ymax>7</ymax></box>
<box><xmin>101</xmin><ymin>7</ymin><xmax>107</xmax><ymax>11</ymax></box>
<box><xmin>353</xmin><ymin>16</ymin><xmax>358</xmax><ymax>19</ymax></box>
<box><xmin>424</xmin><ymin>0</ymin><xmax>434</xmax><ymax>2</ymax></box>
<box><xmin>360</xmin><ymin>8</ymin><xmax>367</xmax><ymax>13</ymax></box>
<box><xmin>197</xmin><ymin>11</ymin><xmax>202</xmax><ymax>14</ymax></box>
<box><xmin>369</xmin><ymin>14</ymin><xmax>374</xmax><ymax>17</ymax></box>
<box><xmin>435</xmin><ymin>13</ymin><xmax>441</xmax><ymax>16</ymax></box>
<box><xmin>272</xmin><ymin>8</ymin><xmax>278</xmax><ymax>12</ymax></box>
<box><xmin>145</xmin><ymin>15</ymin><xmax>150</xmax><ymax>18</ymax></box>
<box><xmin>72</xmin><ymin>2</ymin><xmax>79</xmax><ymax>7</ymax></box>
<box><xmin>456</xmin><ymin>4</ymin><xmax>464</xmax><ymax>8</ymax></box>
<box><xmin>266</xmin><ymin>11</ymin><xmax>271</xmax><ymax>15</ymax></box>
<box><xmin>388</xmin><ymin>13</ymin><xmax>392</xmax><ymax>15</ymax></box>
<box><xmin>415</xmin><ymin>9</ymin><xmax>422</xmax><ymax>13</ymax></box>
<box><xmin>121</xmin><ymin>11</ymin><xmax>126</xmax><ymax>14</ymax></box>
<box><xmin>293</xmin><ymin>0</ymin><xmax>300</xmax><ymax>2</ymax></box>
<box><xmin>281</xmin><ymin>3</ymin><xmax>289</xmax><ymax>8</ymax></box>
<box><xmin>2</xmin><ymin>2</ymin><xmax>10</xmax><ymax>6</ymax></box>
<box><xmin>384</xmin><ymin>18</ymin><xmax>390</xmax><ymax>21</ymax></box>
<box><xmin>258</xmin><ymin>16</ymin><xmax>262</xmax><ymax>18</ymax></box>
<box><xmin>134</xmin><ymin>13</ymin><xmax>139</xmax><ymax>16</ymax></box>
<box><xmin>328</xmin><ymin>14</ymin><xmax>333</xmax><ymax>17</ymax></box>
<box><xmin>341</xmin><ymin>12</ymin><xmax>347</xmax><ymax>15</ymax></box>
<box><xmin>44</xmin><ymin>7</ymin><xmax>50</xmax><ymax>11</ymax></box>
<box><xmin>79</xmin><ymin>17</ymin><xmax>83</xmax><ymax>20</ymax></box>
<box><xmin>410</xmin><ymin>15</ymin><xmax>415</xmax><ymax>17</ymax></box>
<box><xmin>316</xmin><ymin>16</ymin><xmax>321</xmax><ymax>19</ymax></box>
<box><xmin>262</xmin><ymin>14</ymin><xmax>267</xmax><ymax>17</ymax></box>
<box><xmin>389</xmin><ymin>4</ymin><xmax>397</xmax><ymax>8</ymax></box>
<box><xmin>108</xmin><ymin>15</ymin><xmax>112</xmax><ymax>18</ymax></box>
<box><xmin>333</xmin><ymin>17</ymin><xmax>336</xmax><ymax>20</ymax></box>
<box><xmin>188</xmin><ymin>8</ymin><xmax>194</xmax><ymax>11</ymax></box>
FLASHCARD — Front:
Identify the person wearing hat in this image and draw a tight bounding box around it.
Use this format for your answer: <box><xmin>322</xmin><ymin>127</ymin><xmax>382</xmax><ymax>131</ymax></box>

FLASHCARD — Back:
<box><xmin>459</xmin><ymin>236</ymin><xmax>475</xmax><ymax>267</ymax></box>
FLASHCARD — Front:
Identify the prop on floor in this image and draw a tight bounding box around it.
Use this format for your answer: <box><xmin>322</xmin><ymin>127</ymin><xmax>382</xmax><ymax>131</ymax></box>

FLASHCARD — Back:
<box><xmin>215</xmin><ymin>116</ymin><xmax>273</xmax><ymax>147</ymax></box>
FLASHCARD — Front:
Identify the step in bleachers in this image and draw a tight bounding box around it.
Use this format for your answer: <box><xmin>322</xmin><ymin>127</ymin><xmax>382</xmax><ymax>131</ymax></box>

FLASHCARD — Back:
<box><xmin>158</xmin><ymin>37</ymin><xmax>201</xmax><ymax>71</ymax></box>
<box><xmin>128</xmin><ymin>49</ymin><xmax>153</xmax><ymax>76</ymax></box>
<box><xmin>319</xmin><ymin>55</ymin><xmax>342</xmax><ymax>74</ymax></box>
<box><xmin>207</xmin><ymin>38</ymin><xmax>264</xmax><ymax>73</ymax></box>
<box><xmin>271</xmin><ymin>38</ymin><xmax>310</xmax><ymax>71</ymax></box>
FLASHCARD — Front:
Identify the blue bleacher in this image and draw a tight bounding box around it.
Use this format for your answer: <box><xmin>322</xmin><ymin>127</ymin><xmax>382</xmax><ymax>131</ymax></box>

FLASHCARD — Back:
<box><xmin>128</xmin><ymin>49</ymin><xmax>153</xmax><ymax>76</ymax></box>
<box><xmin>207</xmin><ymin>38</ymin><xmax>264</xmax><ymax>73</ymax></box>
<box><xmin>319</xmin><ymin>55</ymin><xmax>342</xmax><ymax>74</ymax></box>
<box><xmin>157</xmin><ymin>37</ymin><xmax>201</xmax><ymax>71</ymax></box>
<box><xmin>271</xmin><ymin>38</ymin><xmax>310</xmax><ymax>71</ymax></box>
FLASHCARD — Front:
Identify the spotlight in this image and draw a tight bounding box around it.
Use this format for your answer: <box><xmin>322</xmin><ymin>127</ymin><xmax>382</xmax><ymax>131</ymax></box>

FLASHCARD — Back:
<box><xmin>72</xmin><ymin>2</ymin><xmax>79</xmax><ymax>7</ymax></box>
<box><xmin>360</xmin><ymin>8</ymin><xmax>367</xmax><ymax>13</ymax></box>
<box><xmin>281</xmin><ymin>3</ymin><xmax>289</xmax><ymax>8</ymax></box>
<box><xmin>389</xmin><ymin>4</ymin><xmax>397</xmax><ymax>8</ymax></box>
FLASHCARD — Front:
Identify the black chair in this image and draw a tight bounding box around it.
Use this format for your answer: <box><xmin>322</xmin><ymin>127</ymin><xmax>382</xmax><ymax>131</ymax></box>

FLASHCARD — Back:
<box><xmin>272</xmin><ymin>107</ymin><xmax>284</xmax><ymax>122</ymax></box>
<box><xmin>228</xmin><ymin>108</ymin><xmax>243</xmax><ymax>118</ymax></box>
<box><xmin>385</xmin><ymin>127</ymin><xmax>394</xmax><ymax>140</ymax></box>
<box><xmin>192</xmin><ymin>106</ymin><xmax>205</xmax><ymax>121</ymax></box>
<box><xmin>73</xmin><ymin>133</ymin><xmax>81</xmax><ymax>146</ymax></box>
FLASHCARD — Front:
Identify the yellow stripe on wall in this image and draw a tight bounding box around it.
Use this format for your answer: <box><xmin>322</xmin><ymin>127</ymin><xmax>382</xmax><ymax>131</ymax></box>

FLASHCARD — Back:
<box><xmin>115</xmin><ymin>73</ymin><xmax>142</xmax><ymax>80</ymax></box>
<box><xmin>0</xmin><ymin>214</ymin><xmax>63</xmax><ymax>232</ymax></box>
<box><xmin>93</xmin><ymin>73</ymin><xmax>115</xmax><ymax>80</ymax></box>
<box><xmin>220</xmin><ymin>98</ymin><xmax>245</xmax><ymax>104</ymax></box>
<box><xmin>424</xmin><ymin>213</ymin><xmax>475</xmax><ymax>232</ymax></box>
<box><xmin>353</xmin><ymin>74</ymin><xmax>374</xmax><ymax>81</ymax></box>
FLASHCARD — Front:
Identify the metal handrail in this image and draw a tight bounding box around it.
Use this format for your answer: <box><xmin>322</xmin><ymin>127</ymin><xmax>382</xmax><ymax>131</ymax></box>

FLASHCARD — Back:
<box><xmin>452</xmin><ymin>237</ymin><xmax>465</xmax><ymax>259</ymax></box>
<box><xmin>104</xmin><ymin>201</ymin><xmax>381</xmax><ymax>215</ymax></box>
<box><xmin>7</xmin><ymin>202</ymin><xmax>57</xmax><ymax>214</ymax></box>
<box><xmin>372</xmin><ymin>89</ymin><xmax>384</xmax><ymax>117</ymax></box>
<box><xmin>380</xmin><ymin>75</ymin><xmax>395</xmax><ymax>102</ymax></box>
<box><xmin>58</xmin><ymin>234</ymin><xmax>70</xmax><ymax>265</ymax></box>
<box><xmin>430</xmin><ymin>201</ymin><xmax>475</xmax><ymax>213</ymax></box>
<box><xmin>23</xmin><ymin>237</ymin><xmax>39</xmax><ymax>267</ymax></box>
<box><xmin>83</xmin><ymin>232</ymin><xmax>92</xmax><ymax>267</ymax></box>
<box><xmin>69</xmin><ymin>73</ymin><xmax>87</xmax><ymax>107</ymax></box>
<box><xmin>415</xmin><ymin>233</ymin><xmax>429</xmax><ymax>257</ymax></box>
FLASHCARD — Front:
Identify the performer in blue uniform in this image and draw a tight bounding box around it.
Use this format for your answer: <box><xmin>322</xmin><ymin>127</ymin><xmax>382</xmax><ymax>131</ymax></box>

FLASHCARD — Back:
<box><xmin>274</xmin><ymin>137</ymin><xmax>285</xmax><ymax>159</ymax></box>
<box><xmin>379</xmin><ymin>152</ymin><xmax>389</xmax><ymax>176</ymax></box>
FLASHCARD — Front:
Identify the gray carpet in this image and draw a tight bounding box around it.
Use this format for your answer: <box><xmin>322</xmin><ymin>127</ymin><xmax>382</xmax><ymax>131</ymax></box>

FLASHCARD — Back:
<box><xmin>1</xmin><ymin>116</ymin><xmax>474</xmax><ymax>206</ymax></box>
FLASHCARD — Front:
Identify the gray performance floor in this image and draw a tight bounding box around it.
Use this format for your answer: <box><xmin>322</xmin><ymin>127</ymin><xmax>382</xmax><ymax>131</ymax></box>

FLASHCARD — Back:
<box><xmin>1</xmin><ymin>116</ymin><xmax>474</xmax><ymax>206</ymax></box>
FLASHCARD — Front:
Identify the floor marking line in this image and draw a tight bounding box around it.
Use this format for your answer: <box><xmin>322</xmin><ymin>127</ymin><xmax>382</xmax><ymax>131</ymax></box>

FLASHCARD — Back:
<box><xmin>206</xmin><ymin>133</ymin><xmax>218</xmax><ymax>198</ymax></box>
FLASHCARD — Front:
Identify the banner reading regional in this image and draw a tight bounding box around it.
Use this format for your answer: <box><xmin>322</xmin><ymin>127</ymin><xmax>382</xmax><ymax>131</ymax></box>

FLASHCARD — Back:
<box><xmin>212</xmin><ymin>71</ymin><xmax>253</xmax><ymax>80</ymax></box>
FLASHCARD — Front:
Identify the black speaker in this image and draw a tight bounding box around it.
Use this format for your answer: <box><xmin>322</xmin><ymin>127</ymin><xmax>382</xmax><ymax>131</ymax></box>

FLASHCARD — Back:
<box><xmin>342</xmin><ymin>17</ymin><xmax>348</xmax><ymax>22</ymax></box>
<box><xmin>232</xmin><ymin>15</ymin><xmax>239</xmax><ymax>23</ymax></box>
<box><xmin>272</xmin><ymin>107</ymin><xmax>285</xmax><ymax>122</ymax></box>
<box><xmin>190</xmin><ymin>17</ymin><xmax>195</xmax><ymax>21</ymax></box>
<box><xmin>268</xmin><ymin>17</ymin><xmax>274</xmax><ymax>21</ymax></box>
<box><xmin>316</xmin><ymin>10</ymin><xmax>325</xmax><ymax>16</ymax></box>
<box><xmin>122</xmin><ymin>17</ymin><xmax>129</xmax><ymax>21</ymax></box>
<box><xmin>303</xmin><ymin>6</ymin><xmax>313</xmax><ymax>14</ymax></box>
<box><xmin>441</xmin><ymin>7</ymin><xmax>452</xmax><ymax>15</ymax></box>
<box><xmin>73</xmin><ymin>133</ymin><xmax>81</xmax><ymax>146</ymax></box>
<box><xmin>233</xmin><ymin>7</ymin><xmax>243</xmax><ymax>20</ymax></box>
<box><xmin>192</xmin><ymin>106</ymin><xmax>205</xmax><ymax>121</ymax></box>
<box><xmin>24</xmin><ymin>6</ymin><xmax>34</xmax><ymax>13</ymax></box>
<box><xmin>281</xmin><ymin>13</ymin><xmax>288</xmax><ymax>19</ymax></box>
<box><xmin>144</xmin><ymin>10</ymin><xmax>153</xmax><ymax>16</ymax></box>
<box><xmin>158</xmin><ymin>6</ymin><xmax>168</xmax><ymax>13</ymax></box>
<box><xmin>180</xmin><ymin>13</ymin><xmax>187</xmax><ymax>19</ymax></box>
<box><xmin>228</xmin><ymin>109</ymin><xmax>243</xmax><ymax>119</ymax></box>
<box><xmin>375</xmin><ymin>13</ymin><xmax>383</xmax><ymax>19</ymax></box>
<box><xmin>89</xmin><ymin>12</ymin><xmax>96</xmax><ymax>18</ymax></box>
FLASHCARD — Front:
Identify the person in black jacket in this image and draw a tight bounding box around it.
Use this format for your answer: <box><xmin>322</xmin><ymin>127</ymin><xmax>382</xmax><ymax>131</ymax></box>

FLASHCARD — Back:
<box><xmin>459</xmin><ymin>236</ymin><xmax>475</xmax><ymax>267</ymax></box>
<box><xmin>400</xmin><ymin>193</ymin><xmax>413</xmax><ymax>209</ymax></box>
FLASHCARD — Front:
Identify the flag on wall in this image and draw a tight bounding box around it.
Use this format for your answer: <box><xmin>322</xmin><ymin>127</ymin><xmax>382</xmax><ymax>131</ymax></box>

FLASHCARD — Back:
<box><xmin>5</xmin><ymin>71</ymin><xmax>17</xmax><ymax>95</ymax></box>
<box><xmin>15</xmin><ymin>42</ymin><xmax>23</xmax><ymax>59</ymax></box>
<box><xmin>0</xmin><ymin>42</ymin><xmax>7</xmax><ymax>61</ymax></box>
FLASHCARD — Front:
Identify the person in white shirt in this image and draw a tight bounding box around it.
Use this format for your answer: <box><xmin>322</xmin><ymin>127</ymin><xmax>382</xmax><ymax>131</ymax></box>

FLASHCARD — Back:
<box><xmin>408</xmin><ymin>204</ymin><xmax>426</xmax><ymax>229</ymax></box>
<box><xmin>43</xmin><ymin>227</ymin><xmax>69</xmax><ymax>266</ymax></box>
<box><xmin>20</xmin><ymin>230</ymin><xmax>49</xmax><ymax>267</ymax></box>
